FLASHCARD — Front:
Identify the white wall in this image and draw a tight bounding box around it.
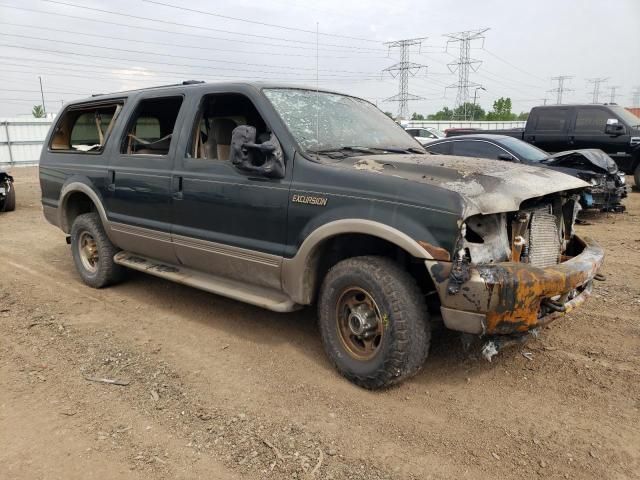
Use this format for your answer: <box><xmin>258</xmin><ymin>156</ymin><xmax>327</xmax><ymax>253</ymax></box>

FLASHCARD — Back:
<box><xmin>0</xmin><ymin>118</ymin><xmax>53</xmax><ymax>166</ymax></box>
<box><xmin>406</xmin><ymin>120</ymin><xmax>525</xmax><ymax>131</ymax></box>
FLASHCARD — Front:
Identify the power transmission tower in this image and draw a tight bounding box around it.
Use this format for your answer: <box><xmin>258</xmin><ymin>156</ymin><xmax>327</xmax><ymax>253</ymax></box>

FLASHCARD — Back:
<box><xmin>382</xmin><ymin>37</ymin><xmax>428</xmax><ymax>120</ymax></box>
<box><xmin>607</xmin><ymin>85</ymin><xmax>621</xmax><ymax>104</ymax></box>
<box><xmin>632</xmin><ymin>87</ymin><xmax>640</xmax><ymax>107</ymax></box>
<box><xmin>587</xmin><ymin>77</ymin><xmax>609</xmax><ymax>103</ymax></box>
<box><xmin>444</xmin><ymin>28</ymin><xmax>489</xmax><ymax>120</ymax></box>
<box><xmin>549</xmin><ymin>75</ymin><xmax>573</xmax><ymax>104</ymax></box>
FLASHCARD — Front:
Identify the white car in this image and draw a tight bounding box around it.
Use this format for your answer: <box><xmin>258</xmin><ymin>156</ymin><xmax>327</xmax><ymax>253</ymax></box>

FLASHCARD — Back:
<box><xmin>405</xmin><ymin>127</ymin><xmax>445</xmax><ymax>145</ymax></box>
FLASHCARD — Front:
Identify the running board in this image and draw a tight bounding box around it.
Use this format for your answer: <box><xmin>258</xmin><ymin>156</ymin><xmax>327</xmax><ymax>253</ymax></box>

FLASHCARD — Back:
<box><xmin>113</xmin><ymin>252</ymin><xmax>301</xmax><ymax>313</ymax></box>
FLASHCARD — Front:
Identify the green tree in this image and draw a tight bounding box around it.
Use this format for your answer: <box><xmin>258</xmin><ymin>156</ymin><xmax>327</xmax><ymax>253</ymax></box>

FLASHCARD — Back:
<box><xmin>486</xmin><ymin>97</ymin><xmax>517</xmax><ymax>121</ymax></box>
<box><xmin>517</xmin><ymin>111</ymin><xmax>529</xmax><ymax>121</ymax></box>
<box><xmin>453</xmin><ymin>102</ymin><xmax>486</xmax><ymax>120</ymax></box>
<box><xmin>32</xmin><ymin>105</ymin><xmax>45</xmax><ymax>118</ymax></box>
<box><xmin>411</xmin><ymin>112</ymin><xmax>425</xmax><ymax>121</ymax></box>
<box><xmin>427</xmin><ymin>106</ymin><xmax>454</xmax><ymax>120</ymax></box>
<box><xmin>383</xmin><ymin>111</ymin><xmax>394</xmax><ymax>119</ymax></box>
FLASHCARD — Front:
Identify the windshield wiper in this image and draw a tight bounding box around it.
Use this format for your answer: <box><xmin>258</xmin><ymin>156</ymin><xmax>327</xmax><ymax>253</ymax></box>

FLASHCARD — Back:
<box><xmin>309</xmin><ymin>146</ymin><xmax>379</xmax><ymax>156</ymax></box>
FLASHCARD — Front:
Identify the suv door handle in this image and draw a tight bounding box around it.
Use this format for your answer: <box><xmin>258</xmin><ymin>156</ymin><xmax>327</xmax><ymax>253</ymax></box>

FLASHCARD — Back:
<box><xmin>568</xmin><ymin>135</ymin><xmax>575</xmax><ymax>144</ymax></box>
<box><xmin>172</xmin><ymin>175</ymin><xmax>183</xmax><ymax>200</ymax></box>
<box><xmin>107</xmin><ymin>169</ymin><xmax>116</xmax><ymax>192</ymax></box>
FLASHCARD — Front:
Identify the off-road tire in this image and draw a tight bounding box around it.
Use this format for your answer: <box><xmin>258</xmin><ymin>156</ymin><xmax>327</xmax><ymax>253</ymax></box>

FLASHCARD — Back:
<box><xmin>634</xmin><ymin>163</ymin><xmax>640</xmax><ymax>192</ymax></box>
<box><xmin>1</xmin><ymin>182</ymin><xmax>15</xmax><ymax>212</ymax></box>
<box><xmin>70</xmin><ymin>212</ymin><xmax>124</xmax><ymax>288</ymax></box>
<box><xmin>317</xmin><ymin>256</ymin><xmax>431</xmax><ymax>389</ymax></box>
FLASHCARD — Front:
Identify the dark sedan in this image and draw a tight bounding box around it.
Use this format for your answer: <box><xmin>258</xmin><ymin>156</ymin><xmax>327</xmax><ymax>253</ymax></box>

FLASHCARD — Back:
<box><xmin>426</xmin><ymin>134</ymin><xmax>627</xmax><ymax>211</ymax></box>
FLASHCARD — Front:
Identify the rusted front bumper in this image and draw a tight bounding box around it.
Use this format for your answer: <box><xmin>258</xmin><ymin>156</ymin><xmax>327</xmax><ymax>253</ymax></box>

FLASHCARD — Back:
<box><xmin>427</xmin><ymin>235</ymin><xmax>604</xmax><ymax>335</ymax></box>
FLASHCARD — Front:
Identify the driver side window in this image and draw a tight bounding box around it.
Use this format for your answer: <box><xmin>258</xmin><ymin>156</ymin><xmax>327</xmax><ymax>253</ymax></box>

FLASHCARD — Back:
<box><xmin>189</xmin><ymin>93</ymin><xmax>268</xmax><ymax>162</ymax></box>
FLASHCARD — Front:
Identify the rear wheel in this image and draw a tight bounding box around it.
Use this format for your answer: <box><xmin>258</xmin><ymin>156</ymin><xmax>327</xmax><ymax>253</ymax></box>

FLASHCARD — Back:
<box><xmin>70</xmin><ymin>212</ymin><xmax>124</xmax><ymax>288</ymax></box>
<box><xmin>1</xmin><ymin>181</ymin><xmax>15</xmax><ymax>212</ymax></box>
<box><xmin>317</xmin><ymin>256</ymin><xmax>431</xmax><ymax>389</ymax></box>
<box><xmin>634</xmin><ymin>163</ymin><xmax>640</xmax><ymax>191</ymax></box>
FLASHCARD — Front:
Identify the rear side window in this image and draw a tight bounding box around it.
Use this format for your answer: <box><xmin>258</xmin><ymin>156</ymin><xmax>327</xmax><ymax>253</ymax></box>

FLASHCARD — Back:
<box><xmin>534</xmin><ymin>109</ymin><xmax>570</xmax><ymax>132</ymax></box>
<box><xmin>427</xmin><ymin>142</ymin><xmax>451</xmax><ymax>155</ymax></box>
<box><xmin>50</xmin><ymin>103</ymin><xmax>123</xmax><ymax>152</ymax></box>
<box><xmin>122</xmin><ymin>96</ymin><xmax>183</xmax><ymax>155</ymax></box>
<box><xmin>451</xmin><ymin>140</ymin><xmax>503</xmax><ymax>159</ymax></box>
<box><xmin>575</xmin><ymin>108</ymin><xmax>610</xmax><ymax>133</ymax></box>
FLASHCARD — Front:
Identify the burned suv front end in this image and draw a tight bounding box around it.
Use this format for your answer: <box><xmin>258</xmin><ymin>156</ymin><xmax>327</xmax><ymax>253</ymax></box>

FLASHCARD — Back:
<box><xmin>427</xmin><ymin>192</ymin><xmax>604</xmax><ymax>355</ymax></box>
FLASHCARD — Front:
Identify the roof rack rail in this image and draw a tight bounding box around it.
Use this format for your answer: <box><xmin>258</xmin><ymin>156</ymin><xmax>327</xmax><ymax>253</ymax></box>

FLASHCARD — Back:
<box><xmin>183</xmin><ymin>80</ymin><xmax>205</xmax><ymax>85</ymax></box>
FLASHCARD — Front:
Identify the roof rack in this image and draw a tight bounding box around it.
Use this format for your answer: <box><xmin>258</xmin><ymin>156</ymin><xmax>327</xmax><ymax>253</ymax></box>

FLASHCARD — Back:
<box><xmin>89</xmin><ymin>80</ymin><xmax>205</xmax><ymax>98</ymax></box>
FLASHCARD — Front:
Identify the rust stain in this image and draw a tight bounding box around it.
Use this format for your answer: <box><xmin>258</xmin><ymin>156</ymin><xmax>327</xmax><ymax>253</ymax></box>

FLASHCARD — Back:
<box><xmin>418</xmin><ymin>240</ymin><xmax>451</xmax><ymax>261</ymax></box>
<box><xmin>435</xmin><ymin>235</ymin><xmax>604</xmax><ymax>335</ymax></box>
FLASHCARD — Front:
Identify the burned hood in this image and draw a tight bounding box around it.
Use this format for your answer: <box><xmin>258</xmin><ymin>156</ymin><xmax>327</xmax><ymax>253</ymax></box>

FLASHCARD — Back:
<box><xmin>546</xmin><ymin>149</ymin><xmax>618</xmax><ymax>174</ymax></box>
<box><xmin>342</xmin><ymin>154</ymin><xmax>589</xmax><ymax>217</ymax></box>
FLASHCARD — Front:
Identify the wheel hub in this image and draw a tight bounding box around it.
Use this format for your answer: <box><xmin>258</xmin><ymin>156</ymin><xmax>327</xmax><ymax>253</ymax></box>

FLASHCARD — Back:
<box><xmin>347</xmin><ymin>304</ymin><xmax>378</xmax><ymax>338</ymax></box>
<box><xmin>78</xmin><ymin>231</ymin><xmax>99</xmax><ymax>273</ymax></box>
<box><xmin>336</xmin><ymin>287</ymin><xmax>385</xmax><ymax>361</ymax></box>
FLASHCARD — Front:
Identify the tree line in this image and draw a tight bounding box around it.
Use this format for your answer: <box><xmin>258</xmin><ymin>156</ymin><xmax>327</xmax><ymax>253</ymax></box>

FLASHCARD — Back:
<box><xmin>383</xmin><ymin>97</ymin><xmax>529</xmax><ymax>121</ymax></box>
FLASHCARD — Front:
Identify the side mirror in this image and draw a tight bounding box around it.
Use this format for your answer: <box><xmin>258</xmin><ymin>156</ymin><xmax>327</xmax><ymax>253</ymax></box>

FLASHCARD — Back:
<box><xmin>497</xmin><ymin>153</ymin><xmax>518</xmax><ymax>162</ymax></box>
<box><xmin>229</xmin><ymin>125</ymin><xmax>285</xmax><ymax>179</ymax></box>
<box><xmin>604</xmin><ymin>121</ymin><xmax>626</xmax><ymax>136</ymax></box>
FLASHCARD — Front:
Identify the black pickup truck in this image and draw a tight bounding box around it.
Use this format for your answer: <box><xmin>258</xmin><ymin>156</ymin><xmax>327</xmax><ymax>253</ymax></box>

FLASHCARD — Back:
<box><xmin>450</xmin><ymin>105</ymin><xmax>640</xmax><ymax>185</ymax></box>
<box><xmin>39</xmin><ymin>81</ymin><xmax>604</xmax><ymax>388</ymax></box>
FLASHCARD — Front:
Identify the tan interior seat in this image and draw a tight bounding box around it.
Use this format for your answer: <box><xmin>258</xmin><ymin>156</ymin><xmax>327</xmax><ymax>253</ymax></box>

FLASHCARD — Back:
<box><xmin>211</xmin><ymin>118</ymin><xmax>237</xmax><ymax>161</ymax></box>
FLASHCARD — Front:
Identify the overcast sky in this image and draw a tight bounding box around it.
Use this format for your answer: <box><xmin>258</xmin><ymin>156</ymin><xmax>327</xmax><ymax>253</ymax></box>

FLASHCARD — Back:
<box><xmin>0</xmin><ymin>0</ymin><xmax>639</xmax><ymax>118</ymax></box>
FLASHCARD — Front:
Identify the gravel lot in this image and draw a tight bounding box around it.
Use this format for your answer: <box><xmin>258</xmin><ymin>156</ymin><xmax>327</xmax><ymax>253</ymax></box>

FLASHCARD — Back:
<box><xmin>1</xmin><ymin>167</ymin><xmax>638</xmax><ymax>480</ymax></box>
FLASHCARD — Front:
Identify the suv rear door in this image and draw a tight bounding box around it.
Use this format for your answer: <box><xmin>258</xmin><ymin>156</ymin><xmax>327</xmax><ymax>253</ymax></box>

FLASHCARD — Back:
<box><xmin>527</xmin><ymin>107</ymin><xmax>572</xmax><ymax>153</ymax></box>
<box><xmin>169</xmin><ymin>90</ymin><xmax>290</xmax><ymax>290</ymax></box>
<box><xmin>104</xmin><ymin>93</ymin><xmax>187</xmax><ymax>263</ymax></box>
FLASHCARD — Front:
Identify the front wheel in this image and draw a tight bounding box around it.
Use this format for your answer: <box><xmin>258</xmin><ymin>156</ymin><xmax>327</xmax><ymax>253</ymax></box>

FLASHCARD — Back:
<box><xmin>317</xmin><ymin>256</ymin><xmax>431</xmax><ymax>389</ymax></box>
<box><xmin>70</xmin><ymin>212</ymin><xmax>125</xmax><ymax>288</ymax></box>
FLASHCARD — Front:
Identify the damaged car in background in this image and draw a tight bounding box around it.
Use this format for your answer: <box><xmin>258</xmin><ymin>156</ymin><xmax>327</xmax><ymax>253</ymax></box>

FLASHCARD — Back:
<box><xmin>0</xmin><ymin>168</ymin><xmax>15</xmax><ymax>212</ymax></box>
<box><xmin>426</xmin><ymin>134</ymin><xmax>628</xmax><ymax>211</ymax></box>
<box><xmin>40</xmin><ymin>82</ymin><xmax>604</xmax><ymax>388</ymax></box>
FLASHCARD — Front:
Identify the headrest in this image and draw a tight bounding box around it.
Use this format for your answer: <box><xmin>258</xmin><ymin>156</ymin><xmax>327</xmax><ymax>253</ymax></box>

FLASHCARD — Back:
<box><xmin>212</xmin><ymin>118</ymin><xmax>236</xmax><ymax>145</ymax></box>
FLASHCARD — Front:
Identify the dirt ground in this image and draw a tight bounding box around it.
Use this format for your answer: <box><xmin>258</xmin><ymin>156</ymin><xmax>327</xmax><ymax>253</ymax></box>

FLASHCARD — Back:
<box><xmin>0</xmin><ymin>166</ymin><xmax>638</xmax><ymax>480</ymax></box>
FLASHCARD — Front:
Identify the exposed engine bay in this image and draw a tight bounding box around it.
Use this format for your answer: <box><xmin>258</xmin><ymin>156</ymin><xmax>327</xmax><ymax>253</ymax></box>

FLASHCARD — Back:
<box><xmin>458</xmin><ymin>193</ymin><xmax>582</xmax><ymax>267</ymax></box>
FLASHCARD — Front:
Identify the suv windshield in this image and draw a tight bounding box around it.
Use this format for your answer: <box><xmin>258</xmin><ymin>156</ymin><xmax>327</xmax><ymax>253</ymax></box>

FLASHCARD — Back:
<box><xmin>263</xmin><ymin>88</ymin><xmax>423</xmax><ymax>154</ymax></box>
<box><xmin>500</xmin><ymin>136</ymin><xmax>548</xmax><ymax>162</ymax></box>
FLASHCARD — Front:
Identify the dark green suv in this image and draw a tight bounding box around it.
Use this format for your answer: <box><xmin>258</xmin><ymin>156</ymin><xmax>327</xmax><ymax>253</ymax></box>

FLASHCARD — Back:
<box><xmin>39</xmin><ymin>82</ymin><xmax>604</xmax><ymax>388</ymax></box>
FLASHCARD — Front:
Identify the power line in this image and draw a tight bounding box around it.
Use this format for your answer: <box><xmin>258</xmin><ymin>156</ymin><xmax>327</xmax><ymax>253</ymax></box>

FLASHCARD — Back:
<box><xmin>0</xmin><ymin>3</ymin><xmax>384</xmax><ymax>54</ymax></box>
<box><xmin>444</xmin><ymin>28</ymin><xmax>489</xmax><ymax>120</ymax></box>
<box><xmin>0</xmin><ymin>36</ymin><xmax>383</xmax><ymax>77</ymax></box>
<box><xmin>142</xmin><ymin>0</ymin><xmax>379</xmax><ymax>43</ymax></box>
<box><xmin>39</xmin><ymin>0</ymin><xmax>385</xmax><ymax>52</ymax></box>
<box><xmin>586</xmin><ymin>77</ymin><xmax>608</xmax><ymax>104</ymax></box>
<box><xmin>382</xmin><ymin>37</ymin><xmax>429</xmax><ymax>120</ymax></box>
<box><xmin>549</xmin><ymin>75</ymin><xmax>573</xmax><ymax>104</ymax></box>
<box><xmin>480</xmin><ymin>48</ymin><xmax>548</xmax><ymax>82</ymax></box>
<box><xmin>0</xmin><ymin>21</ymin><xmax>386</xmax><ymax>60</ymax></box>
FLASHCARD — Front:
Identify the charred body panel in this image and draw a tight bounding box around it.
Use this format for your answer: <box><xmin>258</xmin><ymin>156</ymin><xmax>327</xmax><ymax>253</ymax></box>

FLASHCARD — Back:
<box><xmin>427</xmin><ymin>135</ymin><xmax>628</xmax><ymax>212</ymax></box>
<box><xmin>428</xmin><ymin>194</ymin><xmax>603</xmax><ymax>336</ymax></box>
<box><xmin>545</xmin><ymin>149</ymin><xmax>628</xmax><ymax>211</ymax></box>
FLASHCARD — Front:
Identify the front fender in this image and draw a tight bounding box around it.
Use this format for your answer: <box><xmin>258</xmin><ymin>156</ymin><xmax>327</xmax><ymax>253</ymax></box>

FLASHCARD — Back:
<box><xmin>281</xmin><ymin>218</ymin><xmax>443</xmax><ymax>305</ymax></box>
